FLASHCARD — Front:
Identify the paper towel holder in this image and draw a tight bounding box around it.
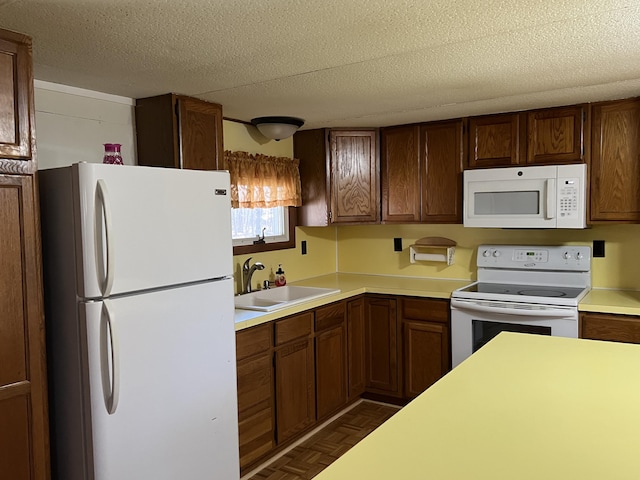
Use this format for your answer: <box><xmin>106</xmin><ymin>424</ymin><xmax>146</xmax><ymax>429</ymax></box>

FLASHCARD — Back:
<box><xmin>409</xmin><ymin>237</ymin><xmax>456</xmax><ymax>265</ymax></box>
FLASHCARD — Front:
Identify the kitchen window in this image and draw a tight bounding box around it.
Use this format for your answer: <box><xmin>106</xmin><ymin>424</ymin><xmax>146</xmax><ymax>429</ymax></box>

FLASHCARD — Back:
<box><xmin>226</xmin><ymin>151</ymin><xmax>301</xmax><ymax>254</ymax></box>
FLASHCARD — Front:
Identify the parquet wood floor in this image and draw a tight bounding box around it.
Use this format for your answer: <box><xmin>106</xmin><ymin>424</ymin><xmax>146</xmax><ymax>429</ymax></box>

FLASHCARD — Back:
<box><xmin>247</xmin><ymin>401</ymin><xmax>400</xmax><ymax>480</ymax></box>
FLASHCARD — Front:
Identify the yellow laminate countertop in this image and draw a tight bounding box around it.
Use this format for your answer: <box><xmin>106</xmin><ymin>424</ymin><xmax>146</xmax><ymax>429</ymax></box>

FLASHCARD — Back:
<box><xmin>579</xmin><ymin>288</ymin><xmax>640</xmax><ymax>316</ymax></box>
<box><xmin>314</xmin><ymin>332</ymin><xmax>640</xmax><ymax>480</ymax></box>
<box><xmin>235</xmin><ymin>274</ymin><xmax>640</xmax><ymax>330</ymax></box>
<box><xmin>234</xmin><ymin>273</ymin><xmax>470</xmax><ymax>331</ymax></box>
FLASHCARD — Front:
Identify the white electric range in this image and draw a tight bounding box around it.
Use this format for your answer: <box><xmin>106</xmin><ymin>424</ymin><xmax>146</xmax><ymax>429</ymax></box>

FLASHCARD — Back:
<box><xmin>451</xmin><ymin>245</ymin><xmax>591</xmax><ymax>368</ymax></box>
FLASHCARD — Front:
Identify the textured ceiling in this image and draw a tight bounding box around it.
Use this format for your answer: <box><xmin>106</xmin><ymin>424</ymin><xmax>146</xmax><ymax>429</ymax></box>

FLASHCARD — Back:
<box><xmin>1</xmin><ymin>0</ymin><xmax>640</xmax><ymax>129</ymax></box>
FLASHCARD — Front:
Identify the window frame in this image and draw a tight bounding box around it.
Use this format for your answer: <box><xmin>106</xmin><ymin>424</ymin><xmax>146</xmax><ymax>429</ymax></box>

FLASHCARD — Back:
<box><xmin>232</xmin><ymin>207</ymin><xmax>297</xmax><ymax>255</ymax></box>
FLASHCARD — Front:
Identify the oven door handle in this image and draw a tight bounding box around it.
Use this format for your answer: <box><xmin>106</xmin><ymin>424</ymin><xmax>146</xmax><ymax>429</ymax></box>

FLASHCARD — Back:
<box><xmin>450</xmin><ymin>298</ymin><xmax>574</xmax><ymax>318</ymax></box>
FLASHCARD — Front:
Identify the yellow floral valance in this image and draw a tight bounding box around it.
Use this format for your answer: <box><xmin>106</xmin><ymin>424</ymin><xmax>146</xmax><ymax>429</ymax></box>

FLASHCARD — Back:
<box><xmin>225</xmin><ymin>150</ymin><xmax>302</xmax><ymax>209</ymax></box>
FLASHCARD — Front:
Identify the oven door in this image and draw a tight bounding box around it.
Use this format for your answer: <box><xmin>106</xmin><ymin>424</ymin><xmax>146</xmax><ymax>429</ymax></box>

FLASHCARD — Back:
<box><xmin>450</xmin><ymin>298</ymin><xmax>578</xmax><ymax>368</ymax></box>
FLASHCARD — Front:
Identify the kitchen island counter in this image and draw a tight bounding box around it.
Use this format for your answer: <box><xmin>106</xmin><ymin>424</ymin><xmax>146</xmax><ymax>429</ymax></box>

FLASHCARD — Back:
<box><xmin>234</xmin><ymin>273</ymin><xmax>469</xmax><ymax>331</ymax></box>
<box><xmin>313</xmin><ymin>332</ymin><xmax>640</xmax><ymax>480</ymax></box>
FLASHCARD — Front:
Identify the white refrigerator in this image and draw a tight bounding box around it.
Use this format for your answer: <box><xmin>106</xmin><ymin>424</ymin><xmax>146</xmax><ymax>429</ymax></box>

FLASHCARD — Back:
<box><xmin>39</xmin><ymin>163</ymin><xmax>239</xmax><ymax>480</ymax></box>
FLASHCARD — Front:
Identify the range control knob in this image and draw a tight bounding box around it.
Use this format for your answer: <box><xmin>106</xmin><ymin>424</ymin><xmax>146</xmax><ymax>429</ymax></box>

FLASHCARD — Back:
<box><xmin>576</xmin><ymin>252</ymin><xmax>584</xmax><ymax>260</ymax></box>
<box><xmin>482</xmin><ymin>250</ymin><xmax>491</xmax><ymax>257</ymax></box>
<box><xmin>563</xmin><ymin>251</ymin><xmax>572</xmax><ymax>260</ymax></box>
<box><xmin>492</xmin><ymin>250</ymin><xmax>501</xmax><ymax>257</ymax></box>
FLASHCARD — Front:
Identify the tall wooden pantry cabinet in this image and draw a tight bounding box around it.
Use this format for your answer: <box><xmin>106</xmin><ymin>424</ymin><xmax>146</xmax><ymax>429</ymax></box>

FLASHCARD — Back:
<box><xmin>0</xmin><ymin>28</ymin><xmax>50</xmax><ymax>480</ymax></box>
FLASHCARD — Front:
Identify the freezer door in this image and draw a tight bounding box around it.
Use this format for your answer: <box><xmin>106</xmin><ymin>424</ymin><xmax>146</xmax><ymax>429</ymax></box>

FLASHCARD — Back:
<box><xmin>73</xmin><ymin>162</ymin><xmax>233</xmax><ymax>298</ymax></box>
<box><xmin>81</xmin><ymin>280</ymin><xmax>239</xmax><ymax>480</ymax></box>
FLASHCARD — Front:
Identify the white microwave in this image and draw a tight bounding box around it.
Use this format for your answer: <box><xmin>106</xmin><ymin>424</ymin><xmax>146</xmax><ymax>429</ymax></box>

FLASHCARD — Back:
<box><xmin>463</xmin><ymin>164</ymin><xmax>587</xmax><ymax>229</ymax></box>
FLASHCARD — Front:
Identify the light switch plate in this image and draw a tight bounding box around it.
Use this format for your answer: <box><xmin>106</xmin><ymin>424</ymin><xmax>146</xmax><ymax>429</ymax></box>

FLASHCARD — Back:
<box><xmin>593</xmin><ymin>240</ymin><xmax>605</xmax><ymax>257</ymax></box>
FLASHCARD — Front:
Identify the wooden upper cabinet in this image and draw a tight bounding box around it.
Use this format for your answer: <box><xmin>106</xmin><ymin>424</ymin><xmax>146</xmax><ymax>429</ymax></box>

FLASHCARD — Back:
<box><xmin>465</xmin><ymin>105</ymin><xmax>587</xmax><ymax>169</ymax></box>
<box><xmin>381</xmin><ymin>125</ymin><xmax>421</xmax><ymax>223</ymax></box>
<box><xmin>0</xmin><ymin>29</ymin><xmax>35</xmax><ymax>173</ymax></box>
<box><xmin>330</xmin><ymin>130</ymin><xmax>379</xmax><ymax>223</ymax></box>
<box><xmin>295</xmin><ymin>129</ymin><xmax>379</xmax><ymax>225</ymax></box>
<box><xmin>380</xmin><ymin>121</ymin><xmax>463</xmax><ymax>224</ymax></box>
<box><xmin>526</xmin><ymin>105</ymin><xmax>587</xmax><ymax>165</ymax></box>
<box><xmin>135</xmin><ymin>93</ymin><xmax>223</xmax><ymax>170</ymax></box>
<box><xmin>420</xmin><ymin>120</ymin><xmax>464</xmax><ymax>223</ymax></box>
<box><xmin>590</xmin><ymin>98</ymin><xmax>640</xmax><ymax>222</ymax></box>
<box><xmin>467</xmin><ymin>113</ymin><xmax>524</xmax><ymax>169</ymax></box>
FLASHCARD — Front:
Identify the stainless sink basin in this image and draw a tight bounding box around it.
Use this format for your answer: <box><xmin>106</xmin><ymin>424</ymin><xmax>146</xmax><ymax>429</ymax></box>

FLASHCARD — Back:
<box><xmin>234</xmin><ymin>286</ymin><xmax>340</xmax><ymax>312</ymax></box>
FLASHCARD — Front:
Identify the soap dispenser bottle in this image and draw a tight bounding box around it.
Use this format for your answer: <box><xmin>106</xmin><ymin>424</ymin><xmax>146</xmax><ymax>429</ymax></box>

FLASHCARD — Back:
<box><xmin>275</xmin><ymin>264</ymin><xmax>286</xmax><ymax>287</ymax></box>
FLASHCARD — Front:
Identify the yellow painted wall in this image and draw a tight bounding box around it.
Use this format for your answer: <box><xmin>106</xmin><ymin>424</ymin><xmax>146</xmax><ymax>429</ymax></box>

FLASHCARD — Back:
<box><xmin>336</xmin><ymin>223</ymin><xmax>640</xmax><ymax>290</ymax></box>
<box><xmin>223</xmin><ymin>119</ymin><xmax>294</xmax><ymax>156</ymax></box>
<box><xmin>224</xmin><ymin>120</ymin><xmax>338</xmax><ymax>293</ymax></box>
<box><xmin>233</xmin><ymin>226</ymin><xmax>338</xmax><ymax>293</ymax></box>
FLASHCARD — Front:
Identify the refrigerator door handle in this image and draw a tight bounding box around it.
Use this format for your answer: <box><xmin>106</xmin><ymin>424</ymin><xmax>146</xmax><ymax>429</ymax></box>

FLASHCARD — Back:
<box><xmin>96</xmin><ymin>179</ymin><xmax>115</xmax><ymax>297</ymax></box>
<box><xmin>100</xmin><ymin>300</ymin><xmax>120</xmax><ymax>414</ymax></box>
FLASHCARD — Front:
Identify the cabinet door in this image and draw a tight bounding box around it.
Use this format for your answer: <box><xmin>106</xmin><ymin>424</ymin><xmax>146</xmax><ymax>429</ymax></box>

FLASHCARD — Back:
<box><xmin>590</xmin><ymin>98</ymin><xmax>640</xmax><ymax>222</ymax></box>
<box><xmin>401</xmin><ymin>297</ymin><xmax>450</xmax><ymax>399</ymax></box>
<box><xmin>420</xmin><ymin>120</ymin><xmax>464</xmax><ymax>223</ymax></box>
<box><xmin>235</xmin><ymin>324</ymin><xmax>274</xmax><ymax>471</ymax></box>
<box><xmin>581</xmin><ymin>312</ymin><xmax>640</xmax><ymax>344</ymax></box>
<box><xmin>365</xmin><ymin>297</ymin><xmax>399</xmax><ymax>395</ymax></box>
<box><xmin>403</xmin><ymin>321</ymin><xmax>449</xmax><ymax>399</ymax></box>
<box><xmin>275</xmin><ymin>338</ymin><xmax>315</xmax><ymax>443</ymax></box>
<box><xmin>0</xmin><ymin>175</ymin><xmax>48</xmax><ymax>480</ymax></box>
<box><xmin>347</xmin><ymin>297</ymin><xmax>366</xmax><ymax>399</ymax></box>
<box><xmin>467</xmin><ymin>113</ymin><xmax>524</xmax><ymax>168</ymax></box>
<box><xmin>0</xmin><ymin>31</ymin><xmax>35</xmax><ymax>172</ymax></box>
<box><xmin>136</xmin><ymin>94</ymin><xmax>223</xmax><ymax>170</ymax></box>
<box><xmin>381</xmin><ymin>125</ymin><xmax>421</xmax><ymax>222</ymax></box>
<box><xmin>294</xmin><ymin>129</ymin><xmax>330</xmax><ymax>226</ymax></box>
<box><xmin>177</xmin><ymin>96</ymin><xmax>223</xmax><ymax>170</ymax></box>
<box><xmin>329</xmin><ymin>130</ymin><xmax>379</xmax><ymax>223</ymax></box>
<box><xmin>237</xmin><ymin>353</ymin><xmax>274</xmax><ymax>469</ymax></box>
<box><xmin>526</xmin><ymin>105</ymin><xmax>586</xmax><ymax>165</ymax></box>
<box><xmin>315</xmin><ymin>325</ymin><xmax>347</xmax><ymax>420</ymax></box>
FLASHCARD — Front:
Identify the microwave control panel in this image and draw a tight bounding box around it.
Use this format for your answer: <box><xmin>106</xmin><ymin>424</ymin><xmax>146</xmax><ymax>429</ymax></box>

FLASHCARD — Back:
<box><xmin>558</xmin><ymin>178</ymin><xmax>580</xmax><ymax>217</ymax></box>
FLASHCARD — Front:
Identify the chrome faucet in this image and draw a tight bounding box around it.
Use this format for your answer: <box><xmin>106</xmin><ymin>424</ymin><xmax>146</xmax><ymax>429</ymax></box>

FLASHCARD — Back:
<box><xmin>242</xmin><ymin>258</ymin><xmax>265</xmax><ymax>294</ymax></box>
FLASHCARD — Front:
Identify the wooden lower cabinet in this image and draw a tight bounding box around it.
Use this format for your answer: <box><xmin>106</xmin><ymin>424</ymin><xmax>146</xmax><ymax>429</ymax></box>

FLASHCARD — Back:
<box><xmin>315</xmin><ymin>302</ymin><xmax>348</xmax><ymax>420</ymax></box>
<box><xmin>236</xmin><ymin>324</ymin><xmax>274</xmax><ymax>471</ymax></box>
<box><xmin>364</xmin><ymin>296</ymin><xmax>400</xmax><ymax>396</ymax></box>
<box><xmin>274</xmin><ymin>312</ymin><xmax>315</xmax><ymax>444</ymax></box>
<box><xmin>347</xmin><ymin>297</ymin><xmax>366</xmax><ymax>399</ymax></box>
<box><xmin>580</xmin><ymin>312</ymin><xmax>640</xmax><ymax>344</ymax></box>
<box><xmin>401</xmin><ymin>298</ymin><xmax>451</xmax><ymax>399</ymax></box>
<box><xmin>235</xmin><ymin>295</ymin><xmax>453</xmax><ymax>468</ymax></box>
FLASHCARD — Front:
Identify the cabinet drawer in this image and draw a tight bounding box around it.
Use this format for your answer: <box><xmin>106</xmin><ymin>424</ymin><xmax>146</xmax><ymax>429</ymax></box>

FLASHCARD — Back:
<box><xmin>236</xmin><ymin>324</ymin><xmax>272</xmax><ymax>361</ymax></box>
<box><xmin>237</xmin><ymin>353</ymin><xmax>272</xmax><ymax>414</ymax></box>
<box><xmin>315</xmin><ymin>301</ymin><xmax>346</xmax><ymax>332</ymax></box>
<box><xmin>275</xmin><ymin>312</ymin><xmax>313</xmax><ymax>345</ymax></box>
<box><xmin>581</xmin><ymin>313</ymin><xmax>640</xmax><ymax>344</ymax></box>
<box><xmin>238</xmin><ymin>407</ymin><xmax>274</xmax><ymax>468</ymax></box>
<box><xmin>402</xmin><ymin>298</ymin><xmax>449</xmax><ymax>323</ymax></box>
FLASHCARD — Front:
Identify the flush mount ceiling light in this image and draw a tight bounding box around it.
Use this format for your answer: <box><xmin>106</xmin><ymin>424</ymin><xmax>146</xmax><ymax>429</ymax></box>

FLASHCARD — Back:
<box><xmin>250</xmin><ymin>116</ymin><xmax>305</xmax><ymax>141</ymax></box>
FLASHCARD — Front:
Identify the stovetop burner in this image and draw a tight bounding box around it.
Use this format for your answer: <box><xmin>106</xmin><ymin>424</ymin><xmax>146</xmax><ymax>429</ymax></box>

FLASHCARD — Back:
<box><xmin>458</xmin><ymin>282</ymin><xmax>586</xmax><ymax>299</ymax></box>
<box><xmin>517</xmin><ymin>288</ymin><xmax>566</xmax><ymax>297</ymax></box>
